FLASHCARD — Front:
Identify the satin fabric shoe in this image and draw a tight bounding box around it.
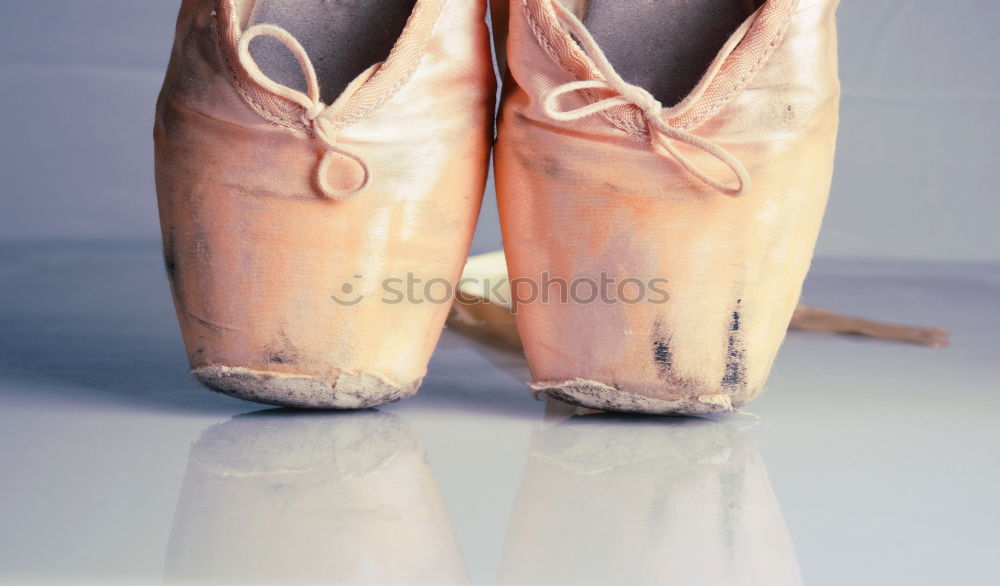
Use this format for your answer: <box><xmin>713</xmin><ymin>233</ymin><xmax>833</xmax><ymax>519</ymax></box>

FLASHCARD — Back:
<box><xmin>495</xmin><ymin>0</ymin><xmax>840</xmax><ymax>414</ymax></box>
<box><xmin>154</xmin><ymin>0</ymin><xmax>495</xmax><ymax>408</ymax></box>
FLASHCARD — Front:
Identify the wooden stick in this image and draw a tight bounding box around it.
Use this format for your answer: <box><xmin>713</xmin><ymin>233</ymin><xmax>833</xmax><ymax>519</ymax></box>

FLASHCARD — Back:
<box><xmin>790</xmin><ymin>305</ymin><xmax>949</xmax><ymax>347</ymax></box>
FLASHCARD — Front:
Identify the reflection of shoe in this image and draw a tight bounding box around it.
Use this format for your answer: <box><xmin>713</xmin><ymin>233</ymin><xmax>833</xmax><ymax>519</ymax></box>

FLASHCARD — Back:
<box><xmin>165</xmin><ymin>410</ymin><xmax>470</xmax><ymax>585</ymax></box>
<box><xmin>495</xmin><ymin>0</ymin><xmax>841</xmax><ymax>414</ymax></box>
<box><xmin>154</xmin><ymin>0</ymin><xmax>495</xmax><ymax>408</ymax></box>
<box><xmin>498</xmin><ymin>413</ymin><xmax>801</xmax><ymax>585</ymax></box>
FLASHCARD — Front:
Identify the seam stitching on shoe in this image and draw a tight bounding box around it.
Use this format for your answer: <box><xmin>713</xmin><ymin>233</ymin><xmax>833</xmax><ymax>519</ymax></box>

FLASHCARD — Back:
<box><xmin>213</xmin><ymin>0</ymin><xmax>446</xmax><ymax>131</ymax></box>
<box><xmin>331</xmin><ymin>0</ymin><xmax>448</xmax><ymax>127</ymax></box>
<box><xmin>522</xmin><ymin>0</ymin><xmax>644</xmax><ymax>137</ymax></box>
<box><xmin>213</xmin><ymin>1</ymin><xmax>304</xmax><ymax>132</ymax></box>
<box><xmin>678</xmin><ymin>0</ymin><xmax>801</xmax><ymax>130</ymax></box>
<box><xmin>522</xmin><ymin>0</ymin><xmax>800</xmax><ymax>133</ymax></box>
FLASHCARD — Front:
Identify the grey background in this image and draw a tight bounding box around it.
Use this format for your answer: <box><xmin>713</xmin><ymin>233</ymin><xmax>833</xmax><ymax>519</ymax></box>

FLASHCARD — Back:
<box><xmin>1</xmin><ymin>5</ymin><xmax>997</xmax><ymax>584</ymax></box>
<box><xmin>1</xmin><ymin>1</ymin><xmax>996</xmax><ymax>261</ymax></box>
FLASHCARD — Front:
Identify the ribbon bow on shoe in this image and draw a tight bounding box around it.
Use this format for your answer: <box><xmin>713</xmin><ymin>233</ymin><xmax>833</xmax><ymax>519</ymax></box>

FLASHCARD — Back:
<box><xmin>238</xmin><ymin>24</ymin><xmax>372</xmax><ymax>200</ymax></box>
<box><xmin>540</xmin><ymin>4</ymin><xmax>751</xmax><ymax>198</ymax></box>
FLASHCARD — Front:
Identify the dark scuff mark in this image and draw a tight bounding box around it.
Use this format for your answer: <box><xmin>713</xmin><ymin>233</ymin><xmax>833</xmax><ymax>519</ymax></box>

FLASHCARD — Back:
<box><xmin>266</xmin><ymin>328</ymin><xmax>300</xmax><ymax>365</ymax></box>
<box><xmin>784</xmin><ymin>103</ymin><xmax>795</xmax><ymax>119</ymax></box>
<box><xmin>162</xmin><ymin>230</ymin><xmax>177</xmax><ymax>286</ymax></box>
<box><xmin>162</xmin><ymin>225</ymin><xmax>186</xmax><ymax>312</ymax></box>
<box><xmin>722</xmin><ymin>299</ymin><xmax>747</xmax><ymax>389</ymax></box>
<box><xmin>651</xmin><ymin>316</ymin><xmax>674</xmax><ymax>380</ymax></box>
<box><xmin>513</xmin><ymin>150</ymin><xmax>569</xmax><ymax>181</ymax></box>
<box><xmin>539</xmin><ymin>155</ymin><xmax>565</xmax><ymax>179</ymax></box>
<box><xmin>603</xmin><ymin>181</ymin><xmax>625</xmax><ymax>194</ymax></box>
<box><xmin>185</xmin><ymin>312</ymin><xmax>236</xmax><ymax>333</ymax></box>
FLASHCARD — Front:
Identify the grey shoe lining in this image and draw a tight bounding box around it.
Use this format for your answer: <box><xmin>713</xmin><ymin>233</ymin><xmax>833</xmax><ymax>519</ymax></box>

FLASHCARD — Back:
<box><xmin>248</xmin><ymin>0</ymin><xmax>418</xmax><ymax>104</ymax></box>
<box><xmin>576</xmin><ymin>0</ymin><xmax>765</xmax><ymax>107</ymax></box>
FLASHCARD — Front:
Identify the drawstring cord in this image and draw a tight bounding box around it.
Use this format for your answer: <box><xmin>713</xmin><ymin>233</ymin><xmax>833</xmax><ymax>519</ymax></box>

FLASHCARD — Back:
<box><xmin>237</xmin><ymin>24</ymin><xmax>372</xmax><ymax>200</ymax></box>
<box><xmin>540</xmin><ymin>3</ymin><xmax>751</xmax><ymax>198</ymax></box>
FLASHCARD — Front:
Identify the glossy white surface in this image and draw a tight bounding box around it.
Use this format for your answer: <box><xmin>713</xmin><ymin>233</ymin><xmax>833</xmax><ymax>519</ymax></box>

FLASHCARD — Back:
<box><xmin>0</xmin><ymin>242</ymin><xmax>997</xmax><ymax>585</ymax></box>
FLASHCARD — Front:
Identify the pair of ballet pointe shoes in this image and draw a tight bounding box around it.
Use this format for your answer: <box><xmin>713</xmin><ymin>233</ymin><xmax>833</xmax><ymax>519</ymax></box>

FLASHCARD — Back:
<box><xmin>155</xmin><ymin>0</ymin><xmax>841</xmax><ymax>415</ymax></box>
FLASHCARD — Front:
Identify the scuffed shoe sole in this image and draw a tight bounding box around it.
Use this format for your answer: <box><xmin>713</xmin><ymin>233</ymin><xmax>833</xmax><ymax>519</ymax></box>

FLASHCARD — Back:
<box><xmin>192</xmin><ymin>366</ymin><xmax>420</xmax><ymax>410</ymax></box>
<box><xmin>529</xmin><ymin>378</ymin><xmax>739</xmax><ymax>417</ymax></box>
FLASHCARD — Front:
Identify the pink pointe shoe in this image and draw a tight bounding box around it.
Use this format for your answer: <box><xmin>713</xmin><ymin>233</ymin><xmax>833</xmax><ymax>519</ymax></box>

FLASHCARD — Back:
<box><xmin>495</xmin><ymin>0</ymin><xmax>841</xmax><ymax>415</ymax></box>
<box><xmin>154</xmin><ymin>0</ymin><xmax>495</xmax><ymax>408</ymax></box>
